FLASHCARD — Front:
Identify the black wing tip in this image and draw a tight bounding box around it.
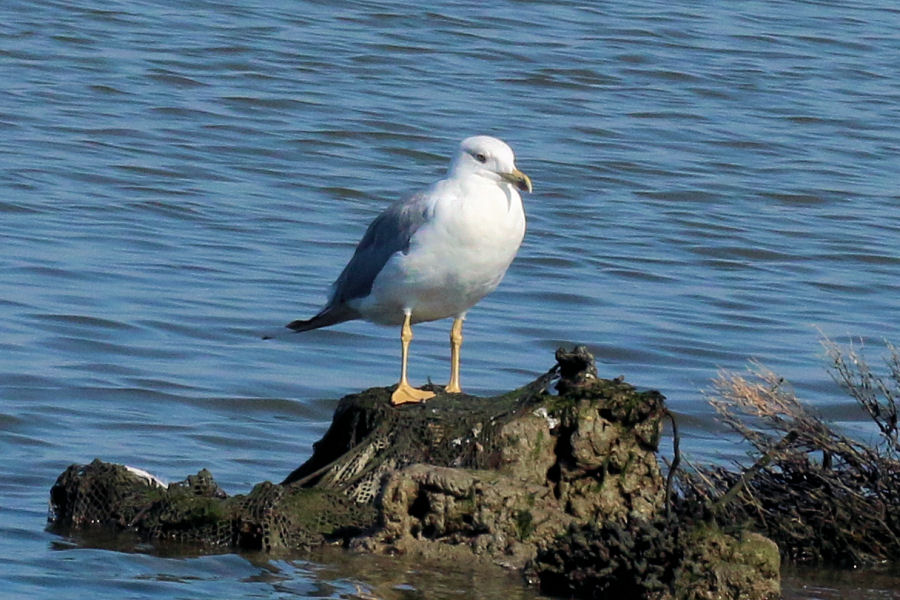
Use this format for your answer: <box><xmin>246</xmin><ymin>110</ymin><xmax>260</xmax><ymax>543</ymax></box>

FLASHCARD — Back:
<box><xmin>286</xmin><ymin>319</ymin><xmax>310</xmax><ymax>332</ymax></box>
<box><xmin>264</xmin><ymin>308</ymin><xmax>355</xmax><ymax>339</ymax></box>
<box><xmin>260</xmin><ymin>322</ymin><xmax>306</xmax><ymax>340</ymax></box>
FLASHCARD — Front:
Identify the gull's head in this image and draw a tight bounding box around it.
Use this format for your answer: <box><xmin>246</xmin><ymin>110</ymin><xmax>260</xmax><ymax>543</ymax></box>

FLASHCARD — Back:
<box><xmin>449</xmin><ymin>135</ymin><xmax>533</xmax><ymax>193</ymax></box>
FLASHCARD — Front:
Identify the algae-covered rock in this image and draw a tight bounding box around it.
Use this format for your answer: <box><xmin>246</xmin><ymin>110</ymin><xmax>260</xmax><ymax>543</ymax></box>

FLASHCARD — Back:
<box><xmin>47</xmin><ymin>346</ymin><xmax>781</xmax><ymax>599</ymax></box>
<box><xmin>339</xmin><ymin>349</ymin><xmax>668</xmax><ymax>570</ymax></box>
<box><xmin>529</xmin><ymin>517</ymin><xmax>680</xmax><ymax>600</ymax></box>
<box><xmin>530</xmin><ymin>520</ymin><xmax>779</xmax><ymax>600</ymax></box>
<box><xmin>49</xmin><ymin>459</ymin><xmax>376</xmax><ymax>551</ymax></box>
<box><xmin>354</xmin><ymin>464</ymin><xmax>555</xmax><ymax>568</ymax></box>
<box><xmin>676</xmin><ymin>525</ymin><xmax>781</xmax><ymax>600</ymax></box>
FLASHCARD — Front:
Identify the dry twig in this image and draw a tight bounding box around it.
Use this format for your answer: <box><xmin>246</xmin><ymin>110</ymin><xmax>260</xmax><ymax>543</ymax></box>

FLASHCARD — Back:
<box><xmin>679</xmin><ymin>342</ymin><xmax>900</xmax><ymax>567</ymax></box>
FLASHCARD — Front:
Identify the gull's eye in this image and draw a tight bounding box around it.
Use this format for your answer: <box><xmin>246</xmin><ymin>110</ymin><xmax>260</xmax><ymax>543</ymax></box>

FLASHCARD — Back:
<box><xmin>475</xmin><ymin>153</ymin><xmax>487</xmax><ymax>163</ymax></box>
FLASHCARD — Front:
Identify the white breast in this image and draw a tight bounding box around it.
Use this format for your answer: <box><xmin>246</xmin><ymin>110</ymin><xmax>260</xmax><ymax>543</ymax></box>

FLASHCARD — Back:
<box><xmin>358</xmin><ymin>179</ymin><xmax>526</xmax><ymax>325</ymax></box>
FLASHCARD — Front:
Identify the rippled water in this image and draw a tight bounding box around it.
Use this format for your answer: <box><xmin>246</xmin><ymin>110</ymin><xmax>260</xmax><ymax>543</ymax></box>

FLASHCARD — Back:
<box><xmin>3</xmin><ymin>1</ymin><xmax>900</xmax><ymax>598</ymax></box>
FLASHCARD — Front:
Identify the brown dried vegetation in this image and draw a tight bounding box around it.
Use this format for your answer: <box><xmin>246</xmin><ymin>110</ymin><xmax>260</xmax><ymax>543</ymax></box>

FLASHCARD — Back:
<box><xmin>680</xmin><ymin>340</ymin><xmax>900</xmax><ymax>567</ymax></box>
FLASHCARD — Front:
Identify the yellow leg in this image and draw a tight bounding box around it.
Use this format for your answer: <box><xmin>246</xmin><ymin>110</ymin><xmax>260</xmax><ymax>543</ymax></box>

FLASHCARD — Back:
<box><xmin>445</xmin><ymin>317</ymin><xmax>463</xmax><ymax>394</ymax></box>
<box><xmin>391</xmin><ymin>312</ymin><xmax>436</xmax><ymax>405</ymax></box>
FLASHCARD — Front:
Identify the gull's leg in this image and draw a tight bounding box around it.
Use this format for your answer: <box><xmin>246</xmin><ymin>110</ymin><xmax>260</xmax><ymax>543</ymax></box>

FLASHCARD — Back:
<box><xmin>391</xmin><ymin>311</ymin><xmax>436</xmax><ymax>405</ymax></box>
<box><xmin>445</xmin><ymin>317</ymin><xmax>464</xmax><ymax>394</ymax></box>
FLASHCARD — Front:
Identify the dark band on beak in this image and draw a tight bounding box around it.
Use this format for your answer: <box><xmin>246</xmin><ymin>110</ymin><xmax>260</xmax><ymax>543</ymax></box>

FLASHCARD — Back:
<box><xmin>502</xmin><ymin>169</ymin><xmax>533</xmax><ymax>193</ymax></box>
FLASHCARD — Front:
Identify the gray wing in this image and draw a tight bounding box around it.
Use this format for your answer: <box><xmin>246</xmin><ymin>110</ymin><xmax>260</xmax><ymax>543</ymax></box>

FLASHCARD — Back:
<box><xmin>328</xmin><ymin>191</ymin><xmax>433</xmax><ymax>307</ymax></box>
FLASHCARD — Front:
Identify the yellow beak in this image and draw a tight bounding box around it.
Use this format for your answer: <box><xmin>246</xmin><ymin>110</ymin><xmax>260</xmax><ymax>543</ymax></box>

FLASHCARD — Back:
<box><xmin>501</xmin><ymin>168</ymin><xmax>533</xmax><ymax>193</ymax></box>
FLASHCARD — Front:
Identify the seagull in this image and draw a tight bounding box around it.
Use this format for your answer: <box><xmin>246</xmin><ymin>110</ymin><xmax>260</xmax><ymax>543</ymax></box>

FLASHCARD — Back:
<box><xmin>280</xmin><ymin>135</ymin><xmax>532</xmax><ymax>405</ymax></box>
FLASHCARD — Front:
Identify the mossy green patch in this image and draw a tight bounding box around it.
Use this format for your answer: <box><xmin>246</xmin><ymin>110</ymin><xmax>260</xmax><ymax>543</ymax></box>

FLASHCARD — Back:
<box><xmin>514</xmin><ymin>509</ymin><xmax>534</xmax><ymax>541</ymax></box>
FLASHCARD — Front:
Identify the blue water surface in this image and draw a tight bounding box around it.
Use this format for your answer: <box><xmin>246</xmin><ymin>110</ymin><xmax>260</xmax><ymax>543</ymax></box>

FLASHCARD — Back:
<box><xmin>2</xmin><ymin>1</ymin><xmax>900</xmax><ymax>598</ymax></box>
